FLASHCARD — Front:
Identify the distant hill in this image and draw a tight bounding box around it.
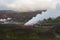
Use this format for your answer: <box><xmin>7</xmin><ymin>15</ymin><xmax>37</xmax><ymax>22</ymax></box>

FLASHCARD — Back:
<box><xmin>17</xmin><ymin>10</ymin><xmax>32</xmax><ymax>12</ymax></box>
<box><xmin>0</xmin><ymin>10</ymin><xmax>17</xmax><ymax>13</ymax></box>
<box><xmin>0</xmin><ymin>10</ymin><xmax>46</xmax><ymax>22</ymax></box>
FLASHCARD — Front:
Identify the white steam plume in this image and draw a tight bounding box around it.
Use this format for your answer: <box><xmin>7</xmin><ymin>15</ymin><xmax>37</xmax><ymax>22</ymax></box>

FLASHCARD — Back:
<box><xmin>24</xmin><ymin>9</ymin><xmax>60</xmax><ymax>25</ymax></box>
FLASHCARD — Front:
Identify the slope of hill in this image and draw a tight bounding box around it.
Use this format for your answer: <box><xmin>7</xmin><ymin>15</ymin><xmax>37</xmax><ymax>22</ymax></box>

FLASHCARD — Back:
<box><xmin>0</xmin><ymin>10</ymin><xmax>46</xmax><ymax>22</ymax></box>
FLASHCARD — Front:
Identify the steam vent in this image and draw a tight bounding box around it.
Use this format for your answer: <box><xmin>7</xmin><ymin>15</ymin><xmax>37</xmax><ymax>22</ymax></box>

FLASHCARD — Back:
<box><xmin>24</xmin><ymin>10</ymin><xmax>47</xmax><ymax>29</ymax></box>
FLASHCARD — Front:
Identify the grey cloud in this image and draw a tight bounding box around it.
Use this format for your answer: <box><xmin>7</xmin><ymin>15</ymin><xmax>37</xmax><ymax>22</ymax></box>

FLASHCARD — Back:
<box><xmin>0</xmin><ymin>0</ymin><xmax>60</xmax><ymax>11</ymax></box>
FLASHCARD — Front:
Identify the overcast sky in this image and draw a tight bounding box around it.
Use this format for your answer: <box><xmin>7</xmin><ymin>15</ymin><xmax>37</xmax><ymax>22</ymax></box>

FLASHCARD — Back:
<box><xmin>0</xmin><ymin>0</ymin><xmax>60</xmax><ymax>10</ymax></box>
<box><xmin>0</xmin><ymin>0</ymin><xmax>60</xmax><ymax>18</ymax></box>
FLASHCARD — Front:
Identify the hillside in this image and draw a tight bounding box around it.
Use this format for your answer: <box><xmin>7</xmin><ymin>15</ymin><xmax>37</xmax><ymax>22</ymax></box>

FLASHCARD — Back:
<box><xmin>0</xmin><ymin>10</ymin><xmax>45</xmax><ymax>22</ymax></box>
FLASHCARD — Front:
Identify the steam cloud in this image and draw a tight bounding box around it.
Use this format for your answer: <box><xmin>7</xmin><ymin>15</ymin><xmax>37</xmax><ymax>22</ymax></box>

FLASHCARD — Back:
<box><xmin>24</xmin><ymin>9</ymin><xmax>60</xmax><ymax>25</ymax></box>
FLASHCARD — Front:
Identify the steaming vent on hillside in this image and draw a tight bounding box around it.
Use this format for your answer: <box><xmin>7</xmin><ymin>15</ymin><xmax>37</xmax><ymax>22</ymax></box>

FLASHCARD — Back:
<box><xmin>24</xmin><ymin>10</ymin><xmax>47</xmax><ymax>28</ymax></box>
<box><xmin>24</xmin><ymin>9</ymin><xmax>60</xmax><ymax>28</ymax></box>
<box><xmin>24</xmin><ymin>10</ymin><xmax>46</xmax><ymax>26</ymax></box>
